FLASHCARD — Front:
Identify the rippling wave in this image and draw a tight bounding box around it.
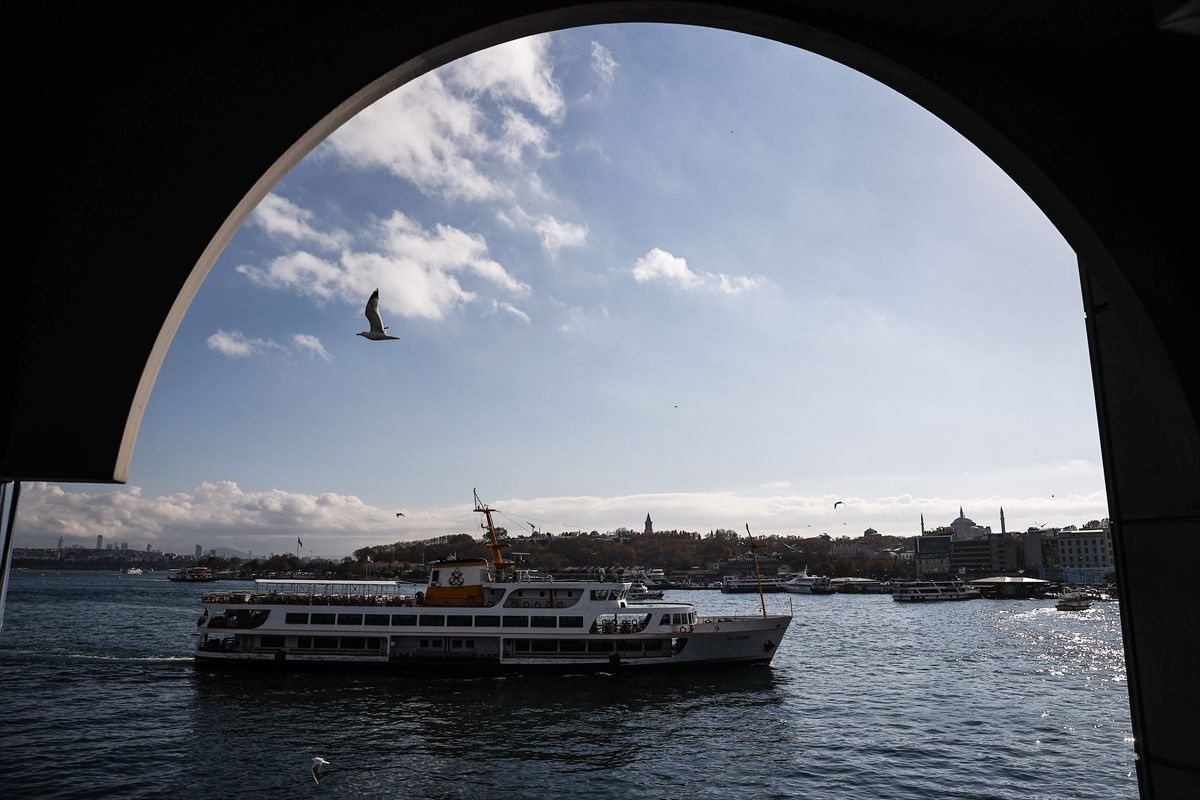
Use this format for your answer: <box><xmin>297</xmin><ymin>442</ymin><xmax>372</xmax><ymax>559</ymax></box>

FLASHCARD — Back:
<box><xmin>0</xmin><ymin>572</ymin><xmax>1137</xmax><ymax>799</ymax></box>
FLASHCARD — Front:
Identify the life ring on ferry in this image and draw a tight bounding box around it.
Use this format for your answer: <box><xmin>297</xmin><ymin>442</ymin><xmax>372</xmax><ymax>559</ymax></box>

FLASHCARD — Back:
<box><xmin>678</xmin><ymin>626</ymin><xmax>688</xmax><ymax>634</ymax></box>
<box><xmin>687</xmin><ymin>624</ymin><xmax>694</xmax><ymax>633</ymax></box>
<box><xmin>714</xmin><ymin>625</ymin><xmax>720</xmax><ymax>631</ymax></box>
<box><xmin>522</xmin><ymin>601</ymin><xmax>531</xmax><ymax>608</ymax></box>
<box><xmin>533</xmin><ymin>601</ymin><xmax>542</xmax><ymax>608</ymax></box>
<box><xmin>555</xmin><ymin>601</ymin><xmax>565</xmax><ymax>608</ymax></box>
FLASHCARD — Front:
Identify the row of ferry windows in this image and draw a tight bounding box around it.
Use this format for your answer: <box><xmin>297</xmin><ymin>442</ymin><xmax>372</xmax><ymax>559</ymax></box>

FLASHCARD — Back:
<box><xmin>256</xmin><ymin>635</ymin><xmax>663</xmax><ymax>654</ymax></box>
<box><xmin>284</xmin><ymin>612</ymin><xmax>585</xmax><ymax>628</ymax></box>
<box><xmin>259</xmin><ymin>635</ymin><xmax>384</xmax><ymax>650</ymax></box>
<box><xmin>514</xmin><ymin>639</ymin><xmax>666</xmax><ymax>653</ymax></box>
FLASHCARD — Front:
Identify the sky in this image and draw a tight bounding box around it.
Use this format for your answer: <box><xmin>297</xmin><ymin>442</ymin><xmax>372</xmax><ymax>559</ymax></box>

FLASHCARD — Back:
<box><xmin>14</xmin><ymin>24</ymin><xmax>1109</xmax><ymax>557</ymax></box>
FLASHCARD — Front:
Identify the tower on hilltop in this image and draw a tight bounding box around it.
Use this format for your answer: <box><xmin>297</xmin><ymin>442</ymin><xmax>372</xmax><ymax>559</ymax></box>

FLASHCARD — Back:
<box><xmin>645</xmin><ymin>514</ymin><xmax>653</xmax><ymax>536</ymax></box>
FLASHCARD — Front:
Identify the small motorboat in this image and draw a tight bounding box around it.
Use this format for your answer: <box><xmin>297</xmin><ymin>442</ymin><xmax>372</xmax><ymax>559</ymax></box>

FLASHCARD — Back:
<box><xmin>1056</xmin><ymin>592</ymin><xmax>1093</xmax><ymax>611</ymax></box>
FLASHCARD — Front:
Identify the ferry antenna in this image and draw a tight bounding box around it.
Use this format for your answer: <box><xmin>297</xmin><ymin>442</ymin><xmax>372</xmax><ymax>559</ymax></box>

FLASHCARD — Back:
<box><xmin>473</xmin><ymin>489</ymin><xmax>514</xmax><ymax>573</ymax></box>
<box><xmin>746</xmin><ymin>523</ymin><xmax>768</xmax><ymax>619</ymax></box>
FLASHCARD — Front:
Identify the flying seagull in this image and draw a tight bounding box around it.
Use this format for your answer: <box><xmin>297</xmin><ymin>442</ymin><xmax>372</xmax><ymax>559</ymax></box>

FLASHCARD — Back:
<box><xmin>312</xmin><ymin>757</ymin><xmax>330</xmax><ymax>784</ymax></box>
<box><xmin>833</xmin><ymin>501</ymin><xmax>844</xmax><ymax>509</ymax></box>
<box><xmin>395</xmin><ymin>512</ymin><xmax>405</xmax><ymax>517</ymax></box>
<box><xmin>357</xmin><ymin>289</ymin><xmax>399</xmax><ymax>341</ymax></box>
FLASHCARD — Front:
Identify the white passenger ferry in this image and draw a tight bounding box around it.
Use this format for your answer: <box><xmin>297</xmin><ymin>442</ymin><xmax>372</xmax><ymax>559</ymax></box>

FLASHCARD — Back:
<box><xmin>194</xmin><ymin>493</ymin><xmax>792</xmax><ymax>673</ymax></box>
<box><xmin>720</xmin><ymin>574</ymin><xmax>789</xmax><ymax>593</ymax></box>
<box><xmin>782</xmin><ymin>568</ymin><xmax>836</xmax><ymax>595</ymax></box>
<box><xmin>891</xmin><ymin>579</ymin><xmax>982</xmax><ymax>602</ymax></box>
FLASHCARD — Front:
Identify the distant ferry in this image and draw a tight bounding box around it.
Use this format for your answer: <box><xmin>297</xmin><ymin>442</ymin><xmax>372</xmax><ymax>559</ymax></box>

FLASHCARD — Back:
<box><xmin>720</xmin><ymin>574</ymin><xmax>789</xmax><ymax>594</ymax></box>
<box><xmin>192</xmin><ymin>492</ymin><xmax>792</xmax><ymax>672</ymax></box>
<box><xmin>782</xmin><ymin>568</ymin><xmax>836</xmax><ymax>595</ymax></box>
<box><xmin>891</xmin><ymin>580</ymin><xmax>981</xmax><ymax>602</ymax></box>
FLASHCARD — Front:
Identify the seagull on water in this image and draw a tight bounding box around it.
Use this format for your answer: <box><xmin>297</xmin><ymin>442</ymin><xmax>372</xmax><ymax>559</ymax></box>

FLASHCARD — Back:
<box><xmin>357</xmin><ymin>289</ymin><xmax>399</xmax><ymax>341</ymax></box>
<box><xmin>312</xmin><ymin>757</ymin><xmax>330</xmax><ymax>784</ymax></box>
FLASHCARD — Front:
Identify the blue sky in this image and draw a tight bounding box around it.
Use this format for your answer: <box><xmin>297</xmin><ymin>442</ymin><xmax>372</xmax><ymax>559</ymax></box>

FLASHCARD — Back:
<box><xmin>17</xmin><ymin>24</ymin><xmax>1108</xmax><ymax>556</ymax></box>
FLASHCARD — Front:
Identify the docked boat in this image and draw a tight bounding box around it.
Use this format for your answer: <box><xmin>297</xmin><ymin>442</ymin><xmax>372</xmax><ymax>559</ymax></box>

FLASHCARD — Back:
<box><xmin>192</xmin><ymin>492</ymin><xmax>792</xmax><ymax>672</ymax></box>
<box><xmin>1056</xmin><ymin>592</ymin><xmax>1094</xmax><ymax>611</ymax></box>
<box><xmin>124</xmin><ymin>567</ymin><xmax>143</xmax><ymax>575</ymax></box>
<box><xmin>782</xmin><ymin>568</ymin><xmax>836</xmax><ymax>595</ymax></box>
<box><xmin>891</xmin><ymin>580</ymin><xmax>981</xmax><ymax>602</ymax></box>
<box><xmin>170</xmin><ymin>566</ymin><xmax>219</xmax><ymax>583</ymax></box>
<box><xmin>720</xmin><ymin>574</ymin><xmax>789</xmax><ymax>593</ymax></box>
<box><xmin>626</xmin><ymin>581</ymin><xmax>665</xmax><ymax>601</ymax></box>
<box><xmin>641</xmin><ymin>568</ymin><xmax>668</xmax><ymax>587</ymax></box>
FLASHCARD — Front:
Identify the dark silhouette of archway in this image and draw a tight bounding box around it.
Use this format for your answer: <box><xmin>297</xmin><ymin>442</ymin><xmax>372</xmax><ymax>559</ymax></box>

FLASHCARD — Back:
<box><xmin>7</xmin><ymin>3</ymin><xmax>1197</xmax><ymax>797</ymax></box>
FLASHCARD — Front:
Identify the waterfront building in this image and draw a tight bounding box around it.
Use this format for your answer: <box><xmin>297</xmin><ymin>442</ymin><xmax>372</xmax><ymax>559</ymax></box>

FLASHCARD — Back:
<box><xmin>194</xmin><ymin>544</ymin><xmax>202</xmax><ymax>557</ymax></box>
<box><xmin>96</xmin><ymin>534</ymin><xmax>102</xmax><ymax>550</ymax></box>
<box><xmin>949</xmin><ymin>533</ymin><xmax>1021</xmax><ymax>578</ymax></box>
<box><xmin>1058</xmin><ymin>526</ymin><xmax>1115</xmax><ymax>585</ymax></box>
<box><xmin>1022</xmin><ymin>528</ymin><xmax>1059</xmax><ymax>577</ymax></box>
<box><xmin>914</xmin><ymin>532</ymin><xmax>952</xmax><ymax>578</ymax></box>
<box><xmin>832</xmin><ymin>537</ymin><xmax>874</xmax><ymax>559</ymax></box>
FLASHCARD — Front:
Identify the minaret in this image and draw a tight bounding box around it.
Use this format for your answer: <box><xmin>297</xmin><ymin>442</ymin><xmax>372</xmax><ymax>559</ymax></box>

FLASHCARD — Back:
<box><xmin>1000</xmin><ymin>507</ymin><xmax>1006</xmax><ymax>535</ymax></box>
<box><xmin>920</xmin><ymin>513</ymin><xmax>925</xmax><ymax>535</ymax></box>
<box><xmin>959</xmin><ymin>506</ymin><xmax>964</xmax><ymax>519</ymax></box>
<box><xmin>645</xmin><ymin>514</ymin><xmax>653</xmax><ymax>536</ymax></box>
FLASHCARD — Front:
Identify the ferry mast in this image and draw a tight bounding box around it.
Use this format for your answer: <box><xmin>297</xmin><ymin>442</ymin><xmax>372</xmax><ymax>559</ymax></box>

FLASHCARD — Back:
<box><xmin>746</xmin><ymin>524</ymin><xmax>768</xmax><ymax>619</ymax></box>
<box><xmin>474</xmin><ymin>489</ymin><xmax>515</xmax><ymax>577</ymax></box>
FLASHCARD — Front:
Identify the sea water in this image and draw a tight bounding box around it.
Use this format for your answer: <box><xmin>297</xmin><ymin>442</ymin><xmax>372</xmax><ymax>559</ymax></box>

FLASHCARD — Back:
<box><xmin>0</xmin><ymin>572</ymin><xmax>1137</xmax><ymax>799</ymax></box>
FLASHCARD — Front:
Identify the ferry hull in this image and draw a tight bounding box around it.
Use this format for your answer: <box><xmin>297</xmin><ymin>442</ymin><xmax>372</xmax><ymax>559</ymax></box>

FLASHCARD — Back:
<box><xmin>194</xmin><ymin>614</ymin><xmax>791</xmax><ymax>674</ymax></box>
<box><xmin>192</xmin><ymin>651</ymin><xmax>779</xmax><ymax>675</ymax></box>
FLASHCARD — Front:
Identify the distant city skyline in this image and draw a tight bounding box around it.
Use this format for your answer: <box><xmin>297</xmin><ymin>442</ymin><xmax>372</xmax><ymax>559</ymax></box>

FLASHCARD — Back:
<box><xmin>11</xmin><ymin>24</ymin><xmax>1106</xmax><ymax>556</ymax></box>
<box><xmin>20</xmin><ymin>500</ymin><xmax>1108</xmax><ymax>559</ymax></box>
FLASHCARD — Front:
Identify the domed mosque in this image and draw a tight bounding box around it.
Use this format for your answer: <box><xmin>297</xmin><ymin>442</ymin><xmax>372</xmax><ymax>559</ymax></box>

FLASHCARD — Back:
<box><xmin>949</xmin><ymin>507</ymin><xmax>993</xmax><ymax>540</ymax></box>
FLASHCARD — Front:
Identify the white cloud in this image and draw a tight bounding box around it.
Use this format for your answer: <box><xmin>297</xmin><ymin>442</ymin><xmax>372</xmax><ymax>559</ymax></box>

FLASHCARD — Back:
<box><xmin>292</xmin><ymin>334</ymin><xmax>331</xmax><ymax>362</ymax></box>
<box><xmin>326</xmin><ymin>70</ymin><xmax>499</xmax><ymax>202</ymax></box>
<box><xmin>631</xmin><ymin>247</ymin><xmax>765</xmax><ymax>295</ymax></box>
<box><xmin>376</xmin><ymin>210</ymin><xmax>531</xmax><ymax>302</ymax></box>
<box><xmin>448</xmin><ymin>35</ymin><xmax>564</xmax><ymax>121</ymax></box>
<box><xmin>556</xmin><ymin>302</ymin><xmax>610</xmax><ymax>334</ymax></box>
<box><xmin>496</xmin><ymin>206</ymin><xmax>589</xmax><ymax>258</ymax></box>
<box><xmin>236</xmin><ymin>250</ymin><xmax>345</xmax><ymax>300</ymax></box>
<box><xmin>206</xmin><ymin>330</ymin><xmax>283</xmax><ymax>358</ymax></box>
<box><xmin>237</xmin><ymin>202</ymin><xmax>529</xmax><ymax>322</ymax></box>
<box><xmin>323</xmin><ymin>34</ymin><xmax>565</xmax><ymax>204</ymax></box>
<box><xmin>581</xmin><ymin>41</ymin><xmax>618</xmax><ymax>104</ymax></box>
<box><xmin>497</xmin><ymin>108</ymin><xmax>555</xmax><ymax>164</ymax></box>
<box><xmin>488</xmin><ymin>299</ymin><xmax>531</xmax><ymax>324</ymax></box>
<box><xmin>206</xmin><ymin>329</ymin><xmax>330</xmax><ymax>362</ymax></box>
<box><xmin>249</xmin><ymin>194</ymin><xmax>350</xmax><ymax>250</ymax></box>
<box><xmin>591</xmin><ymin>42</ymin><xmax>618</xmax><ymax>91</ymax></box>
